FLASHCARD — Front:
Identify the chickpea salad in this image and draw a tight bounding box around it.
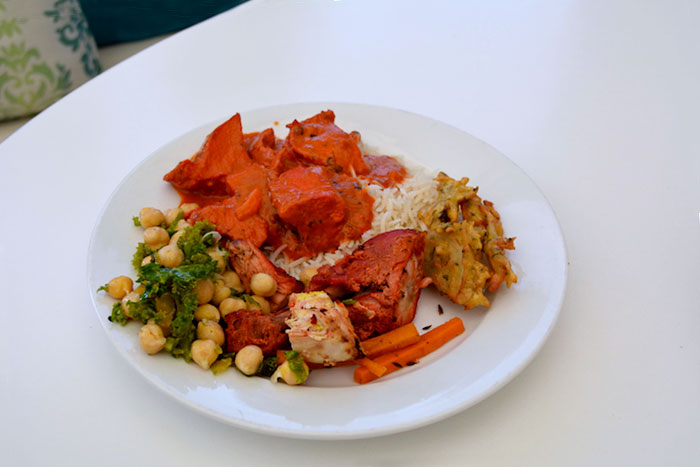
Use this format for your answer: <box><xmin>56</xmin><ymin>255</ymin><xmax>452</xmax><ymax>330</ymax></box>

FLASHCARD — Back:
<box><xmin>98</xmin><ymin>205</ymin><xmax>309</xmax><ymax>386</ymax></box>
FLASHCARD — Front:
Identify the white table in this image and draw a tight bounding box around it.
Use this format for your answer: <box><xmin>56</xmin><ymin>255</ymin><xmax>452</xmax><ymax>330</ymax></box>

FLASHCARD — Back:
<box><xmin>1</xmin><ymin>1</ymin><xmax>698</xmax><ymax>465</ymax></box>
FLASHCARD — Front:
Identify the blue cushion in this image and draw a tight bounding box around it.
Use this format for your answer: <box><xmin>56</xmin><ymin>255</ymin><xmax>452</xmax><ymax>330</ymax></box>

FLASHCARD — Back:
<box><xmin>79</xmin><ymin>0</ymin><xmax>247</xmax><ymax>45</ymax></box>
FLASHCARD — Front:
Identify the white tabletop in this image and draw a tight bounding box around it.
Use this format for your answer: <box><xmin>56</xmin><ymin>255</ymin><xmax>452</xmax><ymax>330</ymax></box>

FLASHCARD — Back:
<box><xmin>1</xmin><ymin>1</ymin><xmax>698</xmax><ymax>465</ymax></box>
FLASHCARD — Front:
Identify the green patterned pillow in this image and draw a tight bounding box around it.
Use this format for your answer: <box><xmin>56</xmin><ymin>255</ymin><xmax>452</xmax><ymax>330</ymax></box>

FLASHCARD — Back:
<box><xmin>0</xmin><ymin>0</ymin><xmax>101</xmax><ymax>120</ymax></box>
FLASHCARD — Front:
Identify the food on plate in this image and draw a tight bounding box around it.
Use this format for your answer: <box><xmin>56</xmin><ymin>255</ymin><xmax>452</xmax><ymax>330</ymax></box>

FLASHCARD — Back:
<box><xmin>224</xmin><ymin>308</ymin><xmax>289</xmax><ymax>355</ymax></box>
<box><xmin>234</xmin><ymin>345</ymin><xmax>264</xmax><ymax>376</ymax></box>
<box><xmin>163</xmin><ymin>114</ymin><xmax>251</xmax><ymax>196</ymax></box>
<box><xmin>354</xmin><ymin>317</ymin><xmax>466</xmax><ymax>384</ymax></box>
<box><xmin>227</xmin><ymin>239</ymin><xmax>303</xmax><ymax>311</ymax></box>
<box><xmin>308</xmin><ymin>229</ymin><xmax>432</xmax><ymax>340</ymax></box>
<box><xmin>286</xmin><ymin>110</ymin><xmax>368</xmax><ymax>175</ymax></box>
<box><xmin>285</xmin><ymin>291</ymin><xmax>360</xmax><ymax>366</ymax></box>
<box><xmin>98</xmin><ymin>109</ymin><xmax>517</xmax><ymax>385</ymax></box>
<box><xmin>271</xmin><ymin>351</ymin><xmax>310</xmax><ymax>385</ymax></box>
<box><xmin>420</xmin><ymin>173</ymin><xmax>517</xmax><ymax>309</ymax></box>
<box><xmin>359</xmin><ymin>322</ymin><xmax>420</xmax><ymax>359</ymax></box>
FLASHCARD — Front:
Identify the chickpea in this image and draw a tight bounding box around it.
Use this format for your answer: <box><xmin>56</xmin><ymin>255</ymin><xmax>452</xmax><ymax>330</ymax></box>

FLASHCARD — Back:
<box><xmin>211</xmin><ymin>280</ymin><xmax>231</xmax><ymax>305</ymax></box>
<box><xmin>164</xmin><ymin>207</ymin><xmax>183</xmax><ymax>226</ymax></box>
<box><xmin>106</xmin><ymin>275</ymin><xmax>133</xmax><ymax>299</ymax></box>
<box><xmin>120</xmin><ymin>291</ymin><xmax>141</xmax><ymax>319</ymax></box>
<box><xmin>222</xmin><ymin>271</ymin><xmax>243</xmax><ymax>293</ymax></box>
<box><xmin>194</xmin><ymin>304</ymin><xmax>220</xmax><ymax>321</ymax></box>
<box><xmin>191</xmin><ymin>339</ymin><xmax>220</xmax><ymax>370</ymax></box>
<box><xmin>271</xmin><ymin>360</ymin><xmax>309</xmax><ymax>385</ymax></box>
<box><xmin>250</xmin><ymin>273</ymin><xmax>277</xmax><ymax>297</ymax></box>
<box><xmin>196</xmin><ymin>319</ymin><xmax>225</xmax><ymax>346</ymax></box>
<box><xmin>175</xmin><ymin>219</ymin><xmax>191</xmax><ymax>232</ymax></box>
<box><xmin>139</xmin><ymin>323</ymin><xmax>166</xmax><ymax>354</ymax></box>
<box><xmin>134</xmin><ymin>285</ymin><xmax>146</xmax><ymax>295</ymax></box>
<box><xmin>139</xmin><ymin>207</ymin><xmax>165</xmax><ymax>228</ymax></box>
<box><xmin>234</xmin><ymin>345</ymin><xmax>263</xmax><ymax>376</ymax></box>
<box><xmin>180</xmin><ymin>203</ymin><xmax>199</xmax><ymax>215</ymax></box>
<box><xmin>169</xmin><ymin>230</ymin><xmax>184</xmax><ymax>246</ymax></box>
<box><xmin>249</xmin><ymin>295</ymin><xmax>270</xmax><ymax>314</ymax></box>
<box><xmin>193</xmin><ymin>279</ymin><xmax>215</xmax><ymax>304</ymax></box>
<box><xmin>143</xmin><ymin>226</ymin><xmax>170</xmax><ymax>250</ymax></box>
<box><xmin>208</xmin><ymin>249</ymin><xmax>227</xmax><ymax>272</ymax></box>
<box><xmin>219</xmin><ymin>297</ymin><xmax>247</xmax><ymax>317</ymax></box>
<box><xmin>300</xmin><ymin>267</ymin><xmax>318</xmax><ymax>288</ymax></box>
<box><xmin>141</xmin><ymin>255</ymin><xmax>152</xmax><ymax>266</ymax></box>
<box><xmin>156</xmin><ymin>244</ymin><xmax>184</xmax><ymax>268</ymax></box>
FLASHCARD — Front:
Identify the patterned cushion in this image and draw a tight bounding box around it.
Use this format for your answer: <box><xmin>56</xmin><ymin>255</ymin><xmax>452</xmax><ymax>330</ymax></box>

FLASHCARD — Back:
<box><xmin>0</xmin><ymin>0</ymin><xmax>101</xmax><ymax>120</ymax></box>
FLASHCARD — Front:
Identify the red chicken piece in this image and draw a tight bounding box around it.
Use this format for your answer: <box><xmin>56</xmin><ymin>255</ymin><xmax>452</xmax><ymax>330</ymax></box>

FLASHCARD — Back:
<box><xmin>309</xmin><ymin>229</ymin><xmax>428</xmax><ymax>339</ymax></box>
<box><xmin>286</xmin><ymin>110</ymin><xmax>369</xmax><ymax>176</ymax></box>
<box><xmin>269</xmin><ymin>144</ymin><xmax>303</xmax><ymax>175</ymax></box>
<box><xmin>330</xmin><ymin>172</ymin><xmax>374</xmax><ymax>242</ymax></box>
<box><xmin>224</xmin><ymin>309</ymin><xmax>289</xmax><ymax>356</ymax></box>
<box><xmin>225</xmin><ymin>163</ymin><xmax>276</xmax><ymax>220</ymax></box>
<box><xmin>269</xmin><ymin>166</ymin><xmax>346</xmax><ymax>250</ymax></box>
<box><xmin>163</xmin><ymin>114</ymin><xmax>251</xmax><ymax>196</ymax></box>
<box><xmin>188</xmin><ymin>198</ymin><xmax>268</xmax><ymax>247</ymax></box>
<box><xmin>361</xmin><ymin>154</ymin><xmax>408</xmax><ymax>188</ymax></box>
<box><xmin>228</xmin><ymin>239</ymin><xmax>304</xmax><ymax>311</ymax></box>
<box><xmin>246</xmin><ymin>128</ymin><xmax>277</xmax><ymax>168</ymax></box>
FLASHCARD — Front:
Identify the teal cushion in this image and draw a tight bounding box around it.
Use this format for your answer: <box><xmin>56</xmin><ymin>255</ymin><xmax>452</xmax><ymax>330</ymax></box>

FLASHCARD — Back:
<box><xmin>79</xmin><ymin>0</ymin><xmax>247</xmax><ymax>46</ymax></box>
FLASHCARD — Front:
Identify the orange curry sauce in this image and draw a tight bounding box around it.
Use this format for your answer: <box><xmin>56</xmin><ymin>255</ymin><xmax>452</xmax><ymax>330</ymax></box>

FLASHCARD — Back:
<box><xmin>166</xmin><ymin>110</ymin><xmax>406</xmax><ymax>260</ymax></box>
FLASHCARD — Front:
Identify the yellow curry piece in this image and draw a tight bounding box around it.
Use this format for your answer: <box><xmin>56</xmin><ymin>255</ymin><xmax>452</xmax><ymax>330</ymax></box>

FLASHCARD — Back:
<box><xmin>420</xmin><ymin>173</ymin><xmax>517</xmax><ymax>309</ymax></box>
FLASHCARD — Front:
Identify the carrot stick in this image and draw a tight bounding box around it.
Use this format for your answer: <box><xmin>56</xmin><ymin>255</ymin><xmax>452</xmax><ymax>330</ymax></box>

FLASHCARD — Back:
<box><xmin>353</xmin><ymin>317</ymin><xmax>465</xmax><ymax>384</ymax></box>
<box><xmin>234</xmin><ymin>187</ymin><xmax>262</xmax><ymax>220</ymax></box>
<box><xmin>360</xmin><ymin>323</ymin><xmax>421</xmax><ymax>358</ymax></box>
<box><xmin>357</xmin><ymin>358</ymin><xmax>387</xmax><ymax>377</ymax></box>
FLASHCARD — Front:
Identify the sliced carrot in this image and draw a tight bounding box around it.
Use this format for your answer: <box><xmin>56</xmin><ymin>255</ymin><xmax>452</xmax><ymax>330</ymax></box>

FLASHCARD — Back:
<box><xmin>234</xmin><ymin>187</ymin><xmax>262</xmax><ymax>220</ymax></box>
<box><xmin>360</xmin><ymin>323</ymin><xmax>421</xmax><ymax>359</ymax></box>
<box><xmin>353</xmin><ymin>317</ymin><xmax>465</xmax><ymax>384</ymax></box>
<box><xmin>357</xmin><ymin>358</ymin><xmax>387</xmax><ymax>377</ymax></box>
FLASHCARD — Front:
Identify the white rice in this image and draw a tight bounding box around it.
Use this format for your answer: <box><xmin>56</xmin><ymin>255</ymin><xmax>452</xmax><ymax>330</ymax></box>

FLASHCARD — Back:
<box><xmin>271</xmin><ymin>156</ymin><xmax>439</xmax><ymax>278</ymax></box>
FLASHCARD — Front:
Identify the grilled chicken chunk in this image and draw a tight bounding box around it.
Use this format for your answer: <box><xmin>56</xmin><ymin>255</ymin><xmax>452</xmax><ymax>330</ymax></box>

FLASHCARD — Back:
<box><xmin>163</xmin><ymin>114</ymin><xmax>251</xmax><ymax>196</ymax></box>
<box><xmin>309</xmin><ymin>229</ymin><xmax>429</xmax><ymax>340</ymax></box>
<box><xmin>227</xmin><ymin>239</ymin><xmax>304</xmax><ymax>311</ymax></box>
<box><xmin>224</xmin><ymin>309</ymin><xmax>289</xmax><ymax>356</ymax></box>
<box><xmin>286</xmin><ymin>292</ymin><xmax>360</xmax><ymax>365</ymax></box>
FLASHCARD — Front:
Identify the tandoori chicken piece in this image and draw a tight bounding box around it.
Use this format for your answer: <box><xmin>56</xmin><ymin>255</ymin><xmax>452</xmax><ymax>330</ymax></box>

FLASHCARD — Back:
<box><xmin>224</xmin><ymin>309</ymin><xmax>289</xmax><ymax>356</ymax></box>
<box><xmin>245</xmin><ymin>128</ymin><xmax>278</xmax><ymax>168</ymax></box>
<box><xmin>361</xmin><ymin>154</ymin><xmax>408</xmax><ymax>188</ymax></box>
<box><xmin>225</xmin><ymin>163</ymin><xmax>276</xmax><ymax>221</ymax></box>
<box><xmin>269</xmin><ymin>166</ymin><xmax>346</xmax><ymax>249</ymax></box>
<box><xmin>163</xmin><ymin>114</ymin><xmax>252</xmax><ymax>196</ymax></box>
<box><xmin>269</xmin><ymin>144</ymin><xmax>303</xmax><ymax>175</ymax></box>
<box><xmin>285</xmin><ymin>292</ymin><xmax>360</xmax><ymax>365</ymax></box>
<box><xmin>309</xmin><ymin>229</ymin><xmax>429</xmax><ymax>340</ymax></box>
<box><xmin>188</xmin><ymin>198</ymin><xmax>268</xmax><ymax>247</ymax></box>
<box><xmin>286</xmin><ymin>110</ymin><xmax>369</xmax><ymax>176</ymax></box>
<box><xmin>228</xmin><ymin>239</ymin><xmax>304</xmax><ymax>311</ymax></box>
<box><xmin>330</xmin><ymin>172</ymin><xmax>375</xmax><ymax>242</ymax></box>
<box><xmin>420</xmin><ymin>173</ymin><xmax>517</xmax><ymax>309</ymax></box>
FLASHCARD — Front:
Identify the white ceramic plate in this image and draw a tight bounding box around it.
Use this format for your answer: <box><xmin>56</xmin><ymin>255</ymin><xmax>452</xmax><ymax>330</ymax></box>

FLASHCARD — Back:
<box><xmin>87</xmin><ymin>102</ymin><xmax>567</xmax><ymax>440</ymax></box>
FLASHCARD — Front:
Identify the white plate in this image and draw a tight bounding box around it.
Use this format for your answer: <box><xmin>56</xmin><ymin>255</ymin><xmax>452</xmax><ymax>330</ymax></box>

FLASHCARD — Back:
<box><xmin>87</xmin><ymin>102</ymin><xmax>567</xmax><ymax>440</ymax></box>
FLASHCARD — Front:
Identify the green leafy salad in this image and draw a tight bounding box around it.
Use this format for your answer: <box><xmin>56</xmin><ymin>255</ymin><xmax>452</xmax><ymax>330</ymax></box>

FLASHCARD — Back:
<box><xmin>110</xmin><ymin>220</ymin><xmax>220</xmax><ymax>361</ymax></box>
